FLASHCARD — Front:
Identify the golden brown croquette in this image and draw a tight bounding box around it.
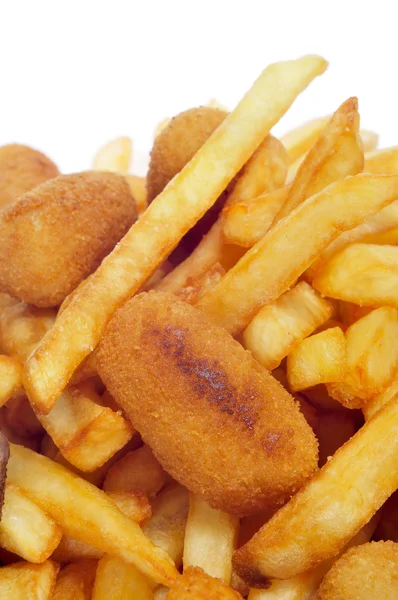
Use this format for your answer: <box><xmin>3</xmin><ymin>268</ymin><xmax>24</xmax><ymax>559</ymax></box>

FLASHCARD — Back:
<box><xmin>96</xmin><ymin>291</ymin><xmax>319</xmax><ymax>517</ymax></box>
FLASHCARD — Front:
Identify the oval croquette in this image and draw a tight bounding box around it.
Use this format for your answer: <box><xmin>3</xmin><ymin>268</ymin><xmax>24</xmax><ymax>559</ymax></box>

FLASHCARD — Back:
<box><xmin>96</xmin><ymin>291</ymin><xmax>319</xmax><ymax>517</ymax></box>
<box><xmin>0</xmin><ymin>171</ymin><xmax>137</xmax><ymax>307</ymax></box>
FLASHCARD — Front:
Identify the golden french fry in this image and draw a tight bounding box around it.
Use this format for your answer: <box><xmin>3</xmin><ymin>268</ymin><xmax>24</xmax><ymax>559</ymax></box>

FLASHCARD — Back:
<box><xmin>53</xmin><ymin>536</ymin><xmax>103</xmax><ymax>564</ymax></box>
<box><xmin>0</xmin><ymin>355</ymin><xmax>22</xmax><ymax>408</ymax></box>
<box><xmin>183</xmin><ymin>494</ymin><xmax>238</xmax><ymax>584</ymax></box>
<box><xmin>38</xmin><ymin>383</ymin><xmax>133</xmax><ymax>472</ymax></box>
<box><xmin>360</xmin><ymin>225</ymin><xmax>398</xmax><ymax>245</ymax></box>
<box><xmin>103</xmin><ymin>444</ymin><xmax>166</xmax><ymax>496</ymax></box>
<box><xmin>197</xmin><ymin>175</ymin><xmax>398</xmax><ymax>335</ymax></box>
<box><xmin>360</xmin><ymin>130</ymin><xmax>379</xmax><ymax>152</ymax></box>
<box><xmin>175</xmin><ymin>263</ymin><xmax>225</xmax><ymax>304</ymax></box>
<box><xmin>233</xmin><ymin>397</ymin><xmax>398</xmax><ymax>585</ymax></box>
<box><xmin>326</xmin><ymin>308</ymin><xmax>398</xmax><ymax>408</ymax></box>
<box><xmin>362</xmin><ymin>379</ymin><xmax>398</xmax><ymax>421</ymax></box>
<box><xmin>53</xmin><ymin>559</ymin><xmax>97</xmax><ymax>600</ymax></box>
<box><xmin>0</xmin><ymin>483</ymin><xmax>62</xmax><ymax>562</ymax></box>
<box><xmin>92</xmin><ymin>554</ymin><xmax>154</xmax><ymax>600</ymax></box>
<box><xmin>0</xmin><ymin>559</ymin><xmax>59</xmax><ymax>599</ymax></box>
<box><xmin>106</xmin><ymin>490</ymin><xmax>152</xmax><ymax>525</ymax></box>
<box><xmin>242</xmin><ymin>281</ymin><xmax>335</xmax><ymax>370</ymax></box>
<box><xmin>125</xmin><ymin>174</ymin><xmax>148</xmax><ymax>214</ymax></box>
<box><xmin>364</xmin><ymin>146</ymin><xmax>398</xmax><ymax>174</ymax></box>
<box><xmin>7</xmin><ymin>444</ymin><xmax>178</xmax><ymax>586</ymax></box>
<box><xmin>224</xmin><ymin>135</ymin><xmax>288</xmax><ymax>208</ymax></box>
<box><xmin>143</xmin><ymin>485</ymin><xmax>189</xmax><ymax>569</ymax></box>
<box><xmin>93</xmin><ymin>137</ymin><xmax>132</xmax><ymax>174</ymax></box>
<box><xmin>154</xmin><ymin>586</ymin><xmax>170</xmax><ymax>599</ymax></box>
<box><xmin>221</xmin><ymin>186</ymin><xmax>289</xmax><ymax>247</ymax></box>
<box><xmin>24</xmin><ymin>55</ymin><xmax>328</xmax><ymax>414</ymax></box>
<box><xmin>313</xmin><ymin>243</ymin><xmax>398</xmax><ymax>308</ymax></box>
<box><xmin>168</xmin><ymin>566</ymin><xmax>241</xmax><ymax>599</ymax></box>
<box><xmin>276</xmin><ymin>98</ymin><xmax>363</xmax><ymax>221</ymax></box>
<box><xmin>287</xmin><ymin>327</ymin><xmax>346</xmax><ymax>391</ymax></box>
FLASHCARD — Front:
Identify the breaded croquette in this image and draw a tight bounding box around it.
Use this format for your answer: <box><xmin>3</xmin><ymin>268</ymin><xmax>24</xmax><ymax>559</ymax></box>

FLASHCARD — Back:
<box><xmin>0</xmin><ymin>144</ymin><xmax>59</xmax><ymax>208</ymax></box>
<box><xmin>0</xmin><ymin>171</ymin><xmax>137</xmax><ymax>307</ymax></box>
<box><xmin>147</xmin><ymin>107</ymin><xmax>228</xmax><ymax>260</ymax></box>
<box><xmin>168</xmin><ymin>567</ymin><xmax>242</xmax><ymax>599</ymax></box>
<box><xmin>96</xmin><ymin>291</ymin><xmax>318</xmax><ymax>517</ymax></box>
<box><xmin>316</xmin><ymin>541</ymin><xmax>398</xmax><ymax>600</ymax></box>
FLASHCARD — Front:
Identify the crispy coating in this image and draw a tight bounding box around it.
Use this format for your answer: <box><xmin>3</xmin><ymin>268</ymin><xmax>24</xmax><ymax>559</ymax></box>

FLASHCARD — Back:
<box><xmin>147</xmin><ymin>107</ymin><xmax>229</xmax><ymax>261</ymax></box>
<box><xmin>0</xmin><ymin>144</ymin><xmax>59</xmax><ymax>208</ymax></box>
<box><xmin>168</xmin><ymin>567</ymin><xmax>242</xmax><ymax>599</ymax></box>
<box><xmin>96</xmin><ymin>291</ymin><xmax>318</xmax><ymax>516</ymax></box>
<box><xmin>316</xmin><ymin>541</ymin><xmax>398</xmax><ymax>600</ymax></box>
<box><xmin>0</xmin><ymin>171</ymin><xmax>137</xmax><ymax>307</ymax></box>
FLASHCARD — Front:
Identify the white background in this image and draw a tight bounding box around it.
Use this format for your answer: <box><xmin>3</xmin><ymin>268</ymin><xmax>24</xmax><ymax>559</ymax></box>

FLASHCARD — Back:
<box><xmin>0</xmin><ymin>1</ymin><xmax>395</xmax><ymax>175</ymax></box>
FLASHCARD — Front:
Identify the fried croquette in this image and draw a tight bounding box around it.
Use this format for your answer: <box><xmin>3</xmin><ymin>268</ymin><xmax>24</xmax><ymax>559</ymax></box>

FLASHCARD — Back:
<box><xmin>316</xmin><ymin>541</ymin><xmax>398</xmax><ymax>600</ymax></box>
<box><xmin>0</xmin><ymin>171</ymin><xmax>137</xmax><ymax>307</ymax></box>
<box><xmin>168</xmin><ymin>567</ymin><xmax>242</xmax><ymax>599</ymax></box>
<box><xmin>0</xmin><ymin>144</ymin><xmax>59</xmax><ymax>209</ymax></box>
<box><xmin>96</xmin><ymin>291</ymin><xmax>318</xmax><ymax>517</ymax></box>
<box><xmin>147</xmin><ymin>107</ymin><xmax>229</xmax><ymax>260</ymax></box>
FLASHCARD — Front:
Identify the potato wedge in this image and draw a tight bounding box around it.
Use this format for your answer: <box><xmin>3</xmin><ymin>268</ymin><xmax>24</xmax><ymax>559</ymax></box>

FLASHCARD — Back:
<box><xmin>233</xmin><ymin>396</ymin><xmax>398</xmax><ymax>585</ymax></box>
<box><xmin>103</xmin><ymin>445</ymin><xmax>166</xmax><ymax>496</ymax></box>
<box><xmin>243</xmin><ymin>281</ymin><xmax>335</xmax><ymax>370</ymax></box>
<box><xmin>92</xmin><ymin>554</ymin><xmax>154</xmax><ymax>600</ymax></box>
<box><xmin>287</xmin><ymin>327</ymin><xmax>346</xmax><ymax>391</ymax></box>
<box><xmin>0</xmin><ymin>560</ymin><xmax>59</xmax><ymax>599</ymax></box>
<box><xmin>7</xmin><ymin>444</ymin><xmax>178</xmax><ymax>586</ymax></box>
<box><xmin>53</xmin><ymin>559</ymin><xmax>97</xmax><ymax>600</ymax></box>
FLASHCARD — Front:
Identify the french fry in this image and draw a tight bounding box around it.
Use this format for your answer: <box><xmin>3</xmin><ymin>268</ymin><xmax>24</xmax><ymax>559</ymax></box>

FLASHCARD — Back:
<box><xmin>287</xmin><ymin>327</ymin><xmax>346</xmax><ymax>391</ymax></box>
<box><xmin>175</xmin><ymin>263</ymin><xmax>225</xmax><ymax>305</ymax></box>
<box><xmin>233</xmin><ymin>396</ymin><xmax>398</xmax><ymax>585</ymax></box>
<box><xmin>92</xmin><ymin>137</ymin><xmax>132</xmax><ymax>173</ymax></box>
<box><xmin>0</xmin><ymin>355</ymin><xmax>22</xmax><ymax>407</ymax></box>
<box><xmin>197</xmin><ymin>175</ymin><xmax>398</xmax><ymax>335</ymax></box>
<box><xmin>364</xmin><ymin>146</ymin><xmax>398</xmax><ymax>174</ymax></box>
<box><xmin>103</xmin><ymin>444</ymin><xmax>166</xmax><ymax>496</ymax></box>
<box><xmin>0</xmin><ymin>483</ymin><xmax>62</xmax><ymax>562</ymax></box>
<box><xmin>38</xmin><ymin>383</ymin><xmax>134</xmax><ymax>472</ymax></box>
<box><xmin>221</xmin><ymin>186</ymin><xmax>289</xmax><ymax>247</ymax></box>
<box><xmin>326</xmin><ymin>308</ymin><xmax>398</xmax><ymax>407</ymax></box>
<box><xmin>125</xmin><ymin>174</ymin><xmax>148</xmax><ymax>214</ymax></box>
<box><xmin>0</xmin><ymin>560</ymin><xmax>59</xmax><ymax>599</ymax></box>
<box><xmin>224</xmin><ymin>135</ymin><xmax>288</xmax><ymax>207</ymax></box>
<box><xmin>360</xmin><ymin>130</ymin><xmax>379</xmax><ymax>152</ymax></box>
<box><xmin>362</xmin><ymin>379</ymin><xmax>398</xmax><ymax>421</ymax></box>
<box><xmin>360</xmin><ymin>225</ymin><xmax>398</xmax><ymax>245</ymax></box>
<box><xmin>242</xmin><ymin>282</ymin><xmax>335</xmax><ymax>370</ymax></box>
<box><xmin>53</xmin><ymin>559</ymin><xmax>97</xmax><ymax>600</ymax></box>
<box><xmin>92</xmin><ymin>554</ymin><xmax>154</xmax><ymax>600</ymax></box>
<box><xmin>142</xmin><ymin>485</ymin><xmax>189</xmax><ymax>569</ymax></box>
<box><xmin>53</xmin><ymin>536</ymin><xmax>103</xmax><ymax>563</ymax></box>
<box><xmin>313</xmin><ymin>243</ymin><xmax>398</xmax><ymax>307</ymax></box>
<box><xmin>168</xmin><ymin>567</ymin><xmax>242</xmax><ymax>599</ymax></box>
<box><xmin>276</xmin><ymin>98</ymin><xmax>364</xmax><ymax>221</ymax></box>
<box><xmin>154</xmin><ymin>585</ymin><xmax>170</xmax><ymax>599</ymax></box>
<box><xmin>24</xmin><ymin>55</ymin><xmax>328</xmax><ymax>413</ymax></box>
<box><xmin>183</xmin><ymin>494</ymin><xmax>239</xmax><ymax>584</ymax></box>
<box><xmin>7</xmin><ymin>444</ymin><xmax>178</xmax><ymax>585</ymax></box>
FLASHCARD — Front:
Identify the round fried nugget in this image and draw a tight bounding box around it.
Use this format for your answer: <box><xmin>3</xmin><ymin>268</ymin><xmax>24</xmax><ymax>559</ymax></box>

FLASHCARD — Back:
<box><xmin>316</xmin><ymin>541</ymin><xmax>398</xmax><ymax>600</ymax></box>
<box><xmin>0</xmin><ymin>144</ymin><xmax>59</xmax><ymax>209</ymax></box>
<box><xmin>0</xmin><ymin>171</ymin><xmax>137</xmax><ymax>307</ymax></box>
<box><xmin>147</xmin><ymin>107</ymin><xmax>228</xmax><ymax>261</ymax></box>
<box><xmin>96</xmin><ymin>291</ymin><xmax>318</xmax><ymax>517</ymax></box>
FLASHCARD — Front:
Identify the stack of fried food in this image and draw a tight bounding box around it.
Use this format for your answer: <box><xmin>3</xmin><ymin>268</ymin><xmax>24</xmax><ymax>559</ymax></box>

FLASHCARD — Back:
<box><xmin>0</xmin><ymin>54</ymin><xmax>397</xmax><ymax>599</ymax></box>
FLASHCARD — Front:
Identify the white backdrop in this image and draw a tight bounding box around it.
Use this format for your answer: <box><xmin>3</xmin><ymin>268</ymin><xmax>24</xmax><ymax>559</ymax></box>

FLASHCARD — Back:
<box><xmin>0</xmin><ymin>0</ymin><xmax>395</xmax><ymax>175</ymax></box>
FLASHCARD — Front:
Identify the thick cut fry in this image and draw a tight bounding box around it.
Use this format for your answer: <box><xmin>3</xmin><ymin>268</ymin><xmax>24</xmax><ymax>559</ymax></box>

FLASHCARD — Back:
<box><xmin>313</xmin><ymin>243</ymin><xmax>398</xmax><ymax>307</ymax></box>
<box><xmin>38</xmin><ymin>383</ymin><xmax>133</xmax><ymax>471</ymax></box>
<box><xmin>183</xmin><ymin>494</ymin><xmax>238</xmax><ymax>584</ymax></box>
<box><xmin>0</xmin><ymin>560</ymin><xmax>59</xmax><ymax>599</ymax></box>
<box><xmin>53</xmin><ymin>536</ymin><xmax>103</xmax><ymax>563</ymax></box>
<box><xmin>243</xmin><ymin>282</ymin><xmax>335</xmax><ymax>370</ymax></box>
<box><xmin>326</xmin><ymin>308</ymin><xmax>398</xmax><ymax>407</ymax></box>
<box><xmin>143</xmin><ymin>485</ymin><xmax>189</xmax><ymax>569</ymax></box>
<box><xmin>93</xmin><ymin>137</ymin><xmax>132</xmax><ymax>173</ymax></box>
<box><xmin>361</xmin><ymin>224</ymin><xmax>398</xmax><ymax>245</ymax></box>
<box><xmin>0</xmin><ymin>483</ymin><xmax>62</xmax><ymax>562</ymax></box>
<box><xmin>224</xmin><ymin>135</ymin><xmax>288</xmax><ymax>207</ymax></box>
<box><xmin>168</xmin><ymin>567</ymin><xmax>241</xmax><ymax>599</ymax></box>
<box><xmin>233</xmin><ymin>397</ymin><xmax>398</xmax><ymax>585</ymax></box>
<box><xmin>7</xmin><ymin>444</ymin><xmax>178</xmax><ymax>586</ymax></box>
<box><xmin>175</xmin><ymin>263</ymin><xmax>225</xmax><ymax>304</ymax></box>
<box><xmin>197</xmin><ymin>175</ymin><xmax>398</xmax><ymax>335</ymax></box>
<box><xmin>364</xmin><ymin>146</ymin><xmax>398</xmax><ymax>174</ymax></box>
<box><xmin>24</xmin><ymin>55</ymin><xmax>328</xmax><ymax>413</ymax></box>
<box><xmin>106</xmin><ymin>490</ymin><xmax>152</xmax><ymax>524</ymax></box>
<box><xmin>103</xmin><ymin>444</ymin><xmax>166</xmax><ymax>496</ymax></box>
<box><xmin>0</xmin><ymin>355</ymin><xmax>22</xmax><ymax>407</ymax></box>
<box><xmin>363</xmin><ymin>378</ymin><xmax>398</xmax><ymax>421</ymax></box>
<box><xmin>222</xmin><ymin>186</ymin><xmax>289</xmax><ymax>247</ymax></box>
<box><xmin>53</xmin><ymin>559</ymin><xmax>97</xmax><ymax>600</ymax></box>
<box><xmin>126</xmin><ymin>174</ymin><xmax>148</xmax><ymax>214</ymax></box>
<box><xmin>287</xmin><ymin>327</ymin><xmax>346</xmax><ymax>391</ymax></box>
<box><xmin>92</xmin><ymin>554</ymin><xmax>154</xmax><ymax>600</ymax></box>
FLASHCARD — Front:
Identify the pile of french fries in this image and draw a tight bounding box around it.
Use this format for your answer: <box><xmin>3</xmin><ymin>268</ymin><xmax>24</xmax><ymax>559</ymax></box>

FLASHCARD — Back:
<box><xmin>0</xmin><ymin>54</ymin><xmax>397</xmax><ymax>598</ymax></box>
